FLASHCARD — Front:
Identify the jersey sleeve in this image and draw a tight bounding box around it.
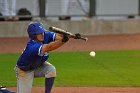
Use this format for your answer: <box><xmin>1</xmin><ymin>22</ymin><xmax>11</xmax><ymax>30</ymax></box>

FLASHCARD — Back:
<box><xmin>44</xmin><ymin>31</ymin><xmax>56</xmax><ymax>43</ymax></box>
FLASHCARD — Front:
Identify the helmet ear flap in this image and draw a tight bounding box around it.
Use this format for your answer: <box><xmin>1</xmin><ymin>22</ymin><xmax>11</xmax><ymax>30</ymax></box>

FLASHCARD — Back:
<box><xmin>29</xmin><ymin>33</ymin><xmax>36</xmax><ymax>40</ymax></box>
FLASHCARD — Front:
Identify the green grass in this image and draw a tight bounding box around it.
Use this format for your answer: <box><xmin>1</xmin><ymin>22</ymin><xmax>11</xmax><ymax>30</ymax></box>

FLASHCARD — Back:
<box><xmin>0</xmin><ymin>50</ymin><xmax>140</xmax><ymax>87</ymax></box>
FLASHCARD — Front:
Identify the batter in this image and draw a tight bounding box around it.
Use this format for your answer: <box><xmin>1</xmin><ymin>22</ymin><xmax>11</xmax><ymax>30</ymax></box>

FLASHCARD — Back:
<box><xmin>15</xmin><ymin>21</ymin><xmax>69</xmax><ymax>93</ymax></box>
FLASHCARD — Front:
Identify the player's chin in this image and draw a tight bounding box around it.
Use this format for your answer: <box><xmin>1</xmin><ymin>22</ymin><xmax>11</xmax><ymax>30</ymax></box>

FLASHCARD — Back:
<box><xmin>40</xmin><ymin>39</ymin><xmax>44</xmax><ymax>42</ymax></box>
<box><xmin>38</xmin><ymin>38</ymin><xmax>44</xmax><ymax>42</ymax></box>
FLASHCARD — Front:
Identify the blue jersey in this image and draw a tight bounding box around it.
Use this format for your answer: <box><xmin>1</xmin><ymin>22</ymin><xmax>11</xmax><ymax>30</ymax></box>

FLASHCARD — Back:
<box><xmin>16</xmin><ymin>31</ymin><xmax>56</xmax><ymax>71</ymax></box>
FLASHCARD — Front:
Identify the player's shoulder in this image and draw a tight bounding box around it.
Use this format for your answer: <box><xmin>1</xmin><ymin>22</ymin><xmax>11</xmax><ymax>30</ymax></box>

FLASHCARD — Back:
<box><xmin>27</xmin><ymin>39</ymin><xmax>41</xmax><ymax>47</ymax></box>
<box><xmin>23</xmin><ymin>40</ymin><xmax>42</xmax><ymax>55</ymax></box>
<box><xmin>44</xmin><ymin>30</ymin><xmax>55</xmax><ymax>35</ymax></box>
<box><xmin>27</xmin><ymin>39</ymin><xmax>37</xmax><ymax>44</ymax></box>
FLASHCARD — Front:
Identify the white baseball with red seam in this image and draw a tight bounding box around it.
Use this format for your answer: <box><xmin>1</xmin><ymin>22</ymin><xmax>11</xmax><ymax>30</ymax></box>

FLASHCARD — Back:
<box><xmin>89</xmin><ymin>51</ymin><xmax>96</xmax><ymax>57</ymax></box>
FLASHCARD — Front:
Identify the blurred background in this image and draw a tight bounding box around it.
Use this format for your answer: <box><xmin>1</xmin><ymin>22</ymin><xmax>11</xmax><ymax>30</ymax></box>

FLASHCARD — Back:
<box><xmin>0</xmin><ymin>0</ymin><xmax>139</xmax><ymax>20</ymax></box>
<box><xmin>1</xmin><ymin>0</ymin><xmax>140</xmax><ymax>51</ymax></box>
<box><xmin>0</xmin><ymin>0</ymin><xmax>140</xmax><ymax>38</ymax></box>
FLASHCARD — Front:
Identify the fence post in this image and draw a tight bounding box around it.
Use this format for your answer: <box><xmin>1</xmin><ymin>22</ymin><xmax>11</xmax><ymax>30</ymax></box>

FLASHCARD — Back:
<box><xmin>88</xmin><ymin>0</ymin><xmax>96</xmax><ymax>17</ymax></box>
<box><xmin>138</xmin><ymin>0</ymin><xmax>140</xmax><ymax>16</ymax></box>
<box><xmin>39</xmin><ymin>0</ymin><xmax>46</xmax><ymax>17</ymax></box>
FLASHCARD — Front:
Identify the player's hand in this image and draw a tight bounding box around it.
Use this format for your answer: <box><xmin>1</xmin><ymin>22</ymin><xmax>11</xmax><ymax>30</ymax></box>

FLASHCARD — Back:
<box><xmin>62</xmin><ymin>34</ymin><xmax>69</xmax><ymax>42</ymax></box>
<box><xmin>74</xmin><ymin>33</ymin><xmax>81</xmax><ymax>39</ymax></box>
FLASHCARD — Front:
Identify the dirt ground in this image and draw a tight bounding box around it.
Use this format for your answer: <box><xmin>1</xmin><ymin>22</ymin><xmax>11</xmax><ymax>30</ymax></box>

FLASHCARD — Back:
<box><xmin>1</xmin><ymin>33</ymin><xmax>140</xmax><ymax>93</ymax></box>
<box><xmin>1</xmin><ymin>34</ymin><xmax>140</xmax><ymax>53</ymax></box>
<box><xmin>8</xmin><ymin>87</ymin><xmax>140</xmax><ymax>93</ymax></box>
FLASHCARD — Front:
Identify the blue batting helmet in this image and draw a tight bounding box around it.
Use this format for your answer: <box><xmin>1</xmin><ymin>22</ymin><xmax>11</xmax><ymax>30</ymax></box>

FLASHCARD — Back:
<box><xmin>27</xmin><ymin>22</ymin><xmax>46</xmax><ymax>39</ymax></box>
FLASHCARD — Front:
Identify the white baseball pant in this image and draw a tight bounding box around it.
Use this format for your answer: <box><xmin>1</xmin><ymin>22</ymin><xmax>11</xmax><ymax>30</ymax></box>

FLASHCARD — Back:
<box><xmin>15</xmin><ymin>62</ymin><xmax>56</xmax><ymax>93</ymax></box>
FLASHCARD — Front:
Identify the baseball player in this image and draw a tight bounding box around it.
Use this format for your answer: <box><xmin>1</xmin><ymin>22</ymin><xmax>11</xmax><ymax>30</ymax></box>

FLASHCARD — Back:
<box><xmin>15</xmin><ymin>21</ymin><xmax>80</xmax><ymax>93</ymax></box>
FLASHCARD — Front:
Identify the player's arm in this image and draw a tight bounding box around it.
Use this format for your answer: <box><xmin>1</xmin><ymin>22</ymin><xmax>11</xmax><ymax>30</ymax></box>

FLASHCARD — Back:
<box><xmin>41</xmin><ymin>33</ymin><xmax>68</xmax><ymax>52</ymax></box>
<box><xmin>55</xmin><ymin>33</ymin><xmax>64</xmax><ymax>40</ymax></box>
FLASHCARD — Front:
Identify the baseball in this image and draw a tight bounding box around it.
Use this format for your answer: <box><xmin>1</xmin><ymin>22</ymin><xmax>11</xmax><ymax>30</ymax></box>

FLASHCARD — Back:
<box><xmin>89</xmin><ymin>51</ymin><xmax>96</xmax><ymax>57</ymax></box>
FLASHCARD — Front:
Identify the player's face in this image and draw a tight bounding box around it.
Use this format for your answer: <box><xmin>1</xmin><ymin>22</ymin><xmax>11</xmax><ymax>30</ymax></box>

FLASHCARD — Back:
<box><xmin>35</xmin><ymin>33</ymin><xmax>44</xmax><ymax>42</ymax></box>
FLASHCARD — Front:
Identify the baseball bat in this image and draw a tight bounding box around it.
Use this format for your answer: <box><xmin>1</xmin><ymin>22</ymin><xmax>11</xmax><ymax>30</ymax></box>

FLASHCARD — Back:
<box><xmin>49</xmin><ymin>26</ymin><xmax>88</xmax><ymax>41</ymax></box>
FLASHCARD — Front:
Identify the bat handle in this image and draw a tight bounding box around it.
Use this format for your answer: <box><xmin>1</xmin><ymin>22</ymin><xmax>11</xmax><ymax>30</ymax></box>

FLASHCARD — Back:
<box><xmin>71</xmin><ymin>35</ymin><xmax>88</xmax><ymax>41</ymax></box>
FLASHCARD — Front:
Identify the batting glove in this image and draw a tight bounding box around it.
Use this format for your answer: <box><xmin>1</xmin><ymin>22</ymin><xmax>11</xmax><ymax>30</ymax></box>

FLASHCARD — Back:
<box><xmin>74</xmin><ymin>33</ymin><xmax>81</xmax><ymax>39</ymax></box>
<box><xmin>62</xmin><ymin>34</ymin><xmax>69</xmax><ymax>42</ymax></box>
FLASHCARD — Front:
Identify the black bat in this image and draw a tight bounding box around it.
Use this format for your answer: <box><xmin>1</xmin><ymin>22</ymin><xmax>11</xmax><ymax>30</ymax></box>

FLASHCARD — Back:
<box><xmin>49</xmin><ymin>26</ymin><xmax>88</xmax><ymax>41</ymax></box>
